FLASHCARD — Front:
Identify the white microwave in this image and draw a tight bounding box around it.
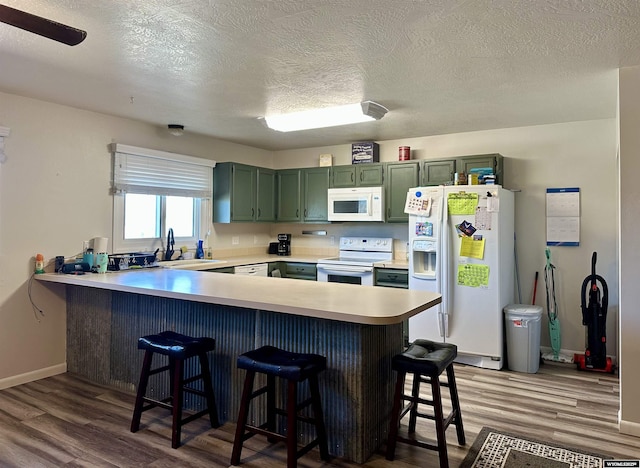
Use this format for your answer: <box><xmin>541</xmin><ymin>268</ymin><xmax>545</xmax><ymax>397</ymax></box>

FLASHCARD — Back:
<box><xmin>327</xmin><ymin>186</ymin><xmax>385</xmax><ymax>222</ymax></box>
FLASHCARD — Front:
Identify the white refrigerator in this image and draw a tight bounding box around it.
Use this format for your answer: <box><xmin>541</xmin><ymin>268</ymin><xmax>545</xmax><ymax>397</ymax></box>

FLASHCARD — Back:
<box><xmin>406</xmin><ymin>185</ymin><xmax>514</xmax><ymax>370</ymax></box>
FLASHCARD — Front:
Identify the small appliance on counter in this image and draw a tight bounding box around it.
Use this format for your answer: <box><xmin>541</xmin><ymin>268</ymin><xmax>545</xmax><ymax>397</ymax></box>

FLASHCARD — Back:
<box><xmin>268</xmin><ymin>242</ymin><xmax>279</xmax><ymax>254</ymax></box>
<box><xmin>277</xmin><ymin>233</ymin><xmax>291</xmax><ymax>256</ymax></box>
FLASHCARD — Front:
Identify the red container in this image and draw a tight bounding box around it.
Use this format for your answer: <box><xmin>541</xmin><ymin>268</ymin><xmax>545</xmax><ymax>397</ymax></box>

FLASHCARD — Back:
<box><xmin>399</xmin><ymin>146</ymin><xmax>410</xmax><ymax>161</ymax></box>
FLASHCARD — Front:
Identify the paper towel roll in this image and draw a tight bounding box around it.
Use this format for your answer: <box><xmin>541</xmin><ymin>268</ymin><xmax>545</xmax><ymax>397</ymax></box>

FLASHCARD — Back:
<box><xmin>92</xmin><ymin>237</ymin><xmax>108</xmax><ymax>254</ymax></box>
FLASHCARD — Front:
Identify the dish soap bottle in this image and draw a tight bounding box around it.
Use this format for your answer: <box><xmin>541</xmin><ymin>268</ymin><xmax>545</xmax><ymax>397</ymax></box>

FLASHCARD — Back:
<box><xmin>35</xmin><ymin>253</ymin><xmax>45</xmax><ymax>274</ymax></box>
<box><xmin>196</xmin><ymin>240</ymin><xmax>204</xmax><ymax>259</ymax></box>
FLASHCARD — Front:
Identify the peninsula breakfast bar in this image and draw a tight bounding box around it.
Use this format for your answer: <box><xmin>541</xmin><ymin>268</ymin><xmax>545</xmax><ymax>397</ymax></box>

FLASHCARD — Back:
<box><xmin>36</xmin><ymin>268</ymin><xmax>441</xmax><ymax>463</ymax></box>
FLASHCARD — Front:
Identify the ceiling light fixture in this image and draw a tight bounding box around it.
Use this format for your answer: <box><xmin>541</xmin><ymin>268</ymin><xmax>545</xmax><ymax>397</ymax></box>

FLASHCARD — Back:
<box><xmin>263</xmin><ymin>101</ymin><xmax>388</xmax><ymax>132</ymax></box>
<box><xmin>167</xmin><ymin>124</ymin><xmax>184</xmax><ymax>136</ymax></box>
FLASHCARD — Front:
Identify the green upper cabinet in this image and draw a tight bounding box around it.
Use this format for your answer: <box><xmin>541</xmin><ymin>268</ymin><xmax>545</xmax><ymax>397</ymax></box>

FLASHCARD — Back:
<box><xmin>213</xmin><ymin>163</ymin><xmax>275</xmax><ymax>223</ymax></box>
<box><xmin>385</xmin><ymin>161</ymin><xmax>420</xmax><ymax>223</ymax></box>
<box><xmin>456</xmin><ymin>153</ymin><xmax>503</xmax><ymax>185</ymax></box>
<box><xmin>213</xmin><ymin>163</ymin><xmax>254</xmax><ymax>222</ymax></box>
<box><xmin>303</xmin><ymin>167</ymin><xmax>330</xmax><ymax>222</ymax></box>
<box><xmin>421</xmin><ymin>159</ymin><xmax>456</xmax><ymax>186</ymax></box>
<box><xmin>277</xmin><ymin>169</ymin><xmax>303</xmax><ymax>222</ymax></box>
<box><xmin>330</xmin><ymin>163</ymin><xmax>383</xmax><ymax>187</ymax></box>
<box><xmin>256</xmin><ymin>168</ymin><xmax>276</xmax><ymax>221</ymax></box>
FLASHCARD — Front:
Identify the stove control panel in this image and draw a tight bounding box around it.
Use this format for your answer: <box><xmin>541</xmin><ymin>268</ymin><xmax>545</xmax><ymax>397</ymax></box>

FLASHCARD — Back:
<box><xmin>339</xmin><ymin>237</ymin><xmax>394</xmax><ymax>252</ymax></box>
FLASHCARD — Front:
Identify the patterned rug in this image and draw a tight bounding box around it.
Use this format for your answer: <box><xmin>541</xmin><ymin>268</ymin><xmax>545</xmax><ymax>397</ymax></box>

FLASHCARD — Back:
<box><xmin>460</xmin><ymin>427</ymin><xmax>612</xmax><ymax>468</ymax></box>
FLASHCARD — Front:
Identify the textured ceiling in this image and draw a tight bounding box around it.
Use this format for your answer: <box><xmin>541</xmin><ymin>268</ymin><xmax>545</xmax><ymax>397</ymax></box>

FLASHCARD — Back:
<box><xmin>1</xmin><ymin>0</ymin><xmax>639</xmax><ymax>150</ymax></box>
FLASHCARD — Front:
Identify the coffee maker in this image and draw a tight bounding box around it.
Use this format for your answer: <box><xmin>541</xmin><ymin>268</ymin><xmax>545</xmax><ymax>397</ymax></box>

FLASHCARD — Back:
<box><xmin>277</xmin><ymin>233</ymin><xmax>291</xmax><ymax>256</ymax></box>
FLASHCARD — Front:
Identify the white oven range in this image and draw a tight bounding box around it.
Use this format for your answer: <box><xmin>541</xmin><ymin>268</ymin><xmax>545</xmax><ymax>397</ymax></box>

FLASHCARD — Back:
<box><xmin>317</xmin><ymin>237</ymin><xmax>394</xmax><ymax>286</ymax></box>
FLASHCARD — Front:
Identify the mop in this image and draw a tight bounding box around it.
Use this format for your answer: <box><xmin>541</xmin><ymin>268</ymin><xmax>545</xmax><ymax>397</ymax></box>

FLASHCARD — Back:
<box><xmin>541</xmin><ymin>248</ymin><xmax>573</xmax><ymax>363</ymax></box>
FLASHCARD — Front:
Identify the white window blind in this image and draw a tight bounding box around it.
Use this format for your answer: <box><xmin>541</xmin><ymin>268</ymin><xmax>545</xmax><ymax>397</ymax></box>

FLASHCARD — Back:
<box><xmin>111</xmin><ymin>143</ymin><xmax>215</xmax><ymax>198</ymax></box>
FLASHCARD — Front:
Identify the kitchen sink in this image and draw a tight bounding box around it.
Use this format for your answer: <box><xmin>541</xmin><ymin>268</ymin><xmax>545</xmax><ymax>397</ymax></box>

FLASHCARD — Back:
<box><xmin>157</xmin><ymin>259</ymin><xmax>228</xmax><ymax>271</ymax></box>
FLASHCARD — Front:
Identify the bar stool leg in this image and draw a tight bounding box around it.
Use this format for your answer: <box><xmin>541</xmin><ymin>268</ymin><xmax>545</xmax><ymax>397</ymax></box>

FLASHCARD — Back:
<box><xmin>266</xmin><ymin>374</ymin><xmax>277</xmax><ymax>443</ymax></box>
<box><xmin>171</xmin><ymin>358</ymin><xmax>184</xmax><ymax>449</ymax></box>
<box><xmin>430</xmin><ymin>377</ymin><xmax>449</xmax><ymax>468</ymax></box>
<box><xmin>198</xmin><ymin>352</ymin><xmax>220</xmax><ymax>427</ymax></box>
<box><xmin>308</xmin><ymin>373</ymin><xmax>330</xmax><ymax>461</ymax></box>
<box><xmin>446</xmin><ymin>365</ymin><xmax>466</xmax><ymax>445</ymax></box>
<box><xmin>386</xmin><ymin>370</ymin><xmax>406</xmax><ymax>461</ymax></box>
<box><xmin>286</xmin><ymin>379</ymin><xmax>297</xmax><ymax>468</ymax></box>
<box><xmin>408</xmin><ymin>373</ymin><xmax>421</xmax><ymax>433</ymax></box>
<box><xmin>231</xmin><ymin>370</ymin><xmax>256</xmax><ymax>466</ymax></box>
<box><xmin>131</xmin><ymin>350</ymin><xmax>154</xmax><ymax>433</ymax></box>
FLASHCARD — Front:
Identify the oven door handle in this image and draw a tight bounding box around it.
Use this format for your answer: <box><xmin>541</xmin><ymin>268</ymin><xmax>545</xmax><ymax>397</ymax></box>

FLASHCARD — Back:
<box><xmin>317</xmin><ymin>265</ymin><xmax>373</xmax><ymax>274</ymax></box>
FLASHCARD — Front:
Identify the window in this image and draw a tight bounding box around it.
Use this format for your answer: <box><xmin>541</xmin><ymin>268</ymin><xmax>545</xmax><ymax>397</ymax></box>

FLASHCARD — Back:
<box><xmin>111</xmin><ymin>144</ymin><xmax>215</xmax><ymax>254</ymax></box>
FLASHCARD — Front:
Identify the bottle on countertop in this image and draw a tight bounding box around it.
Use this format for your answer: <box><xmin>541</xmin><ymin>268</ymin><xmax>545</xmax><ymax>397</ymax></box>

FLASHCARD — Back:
<box><xmin>35</xmin><ymin>253</ymin><xmax>45</xmax><ymax>274</ymax></box>
<box><xmin>196</xmin><ymin>240</ymin><xmax>205</xmax><ymax>259</ymax></box>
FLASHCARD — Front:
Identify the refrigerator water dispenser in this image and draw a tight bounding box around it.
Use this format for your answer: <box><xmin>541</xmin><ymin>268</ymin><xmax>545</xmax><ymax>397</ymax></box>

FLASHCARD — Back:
<box><xmin>412</xmin><ymin>239</ymin><xmax>437</xmax><ymax>279</ymax></box>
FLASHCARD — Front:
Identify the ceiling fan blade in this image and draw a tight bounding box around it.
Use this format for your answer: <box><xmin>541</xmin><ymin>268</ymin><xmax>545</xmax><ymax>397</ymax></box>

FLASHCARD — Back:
<box><xmin>0</xmin><ymin>4</ymin><xmax>86</xmax><ymax>46</ymax></box>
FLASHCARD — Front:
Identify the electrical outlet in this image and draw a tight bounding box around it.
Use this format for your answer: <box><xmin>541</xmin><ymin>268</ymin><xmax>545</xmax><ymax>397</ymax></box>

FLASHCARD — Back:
<box><xmin>232</xmin><ymin>236</ymin><xmax>239</xmax><ymax>245</ymax></box>
<box><xmin>330</xmin><ymin>236</ymin><xmax>335</xmax><ymax>245</ymax></box>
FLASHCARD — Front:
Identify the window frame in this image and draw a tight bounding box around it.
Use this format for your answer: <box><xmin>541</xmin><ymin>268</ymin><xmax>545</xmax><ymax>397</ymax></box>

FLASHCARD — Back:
<box><xmin>110</xmin><ymin>144</ymin><xmax>215</xmax><ymax>255</ymax></box>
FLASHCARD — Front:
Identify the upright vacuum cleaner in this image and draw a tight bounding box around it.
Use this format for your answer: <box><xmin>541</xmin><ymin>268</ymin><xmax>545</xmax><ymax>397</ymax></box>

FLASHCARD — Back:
<box><xmin>574</xmin><ymin>252</ymin><xmax>614</xmax><ymax>373</ymax></box>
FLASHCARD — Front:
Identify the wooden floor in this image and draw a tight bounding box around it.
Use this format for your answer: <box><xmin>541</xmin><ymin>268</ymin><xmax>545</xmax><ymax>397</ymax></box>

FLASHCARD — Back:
<box><xmin>0</xmin><ymin>361</ymin><xmax>637</xmax><ymax>467</ymax></box>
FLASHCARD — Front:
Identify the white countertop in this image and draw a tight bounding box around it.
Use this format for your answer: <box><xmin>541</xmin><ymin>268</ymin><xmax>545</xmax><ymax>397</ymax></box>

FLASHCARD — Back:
<box><xmin>157</xmin><ymin>254</ymin><xmax>409</xmax><ymax>271</ymax></box>
<box><xmin>36</xmin><ymin>268</ymin><xmax>438</xmax><ymax>325</ymax></box>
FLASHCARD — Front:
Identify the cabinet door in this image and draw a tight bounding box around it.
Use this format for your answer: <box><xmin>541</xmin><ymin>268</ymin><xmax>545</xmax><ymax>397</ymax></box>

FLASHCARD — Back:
<box><xmin>456</xmin><ymin>154</ymin><xmax>503</xmax><ymax>184</ymax></box>
<box><xmin>256</xmin><ymin>168</ymin><xmax>276</xmax><ymax>222</ymax></box>
<box><xmin>277</xmin><ymin>169</ymin><xmax>302</xmax><ymax>222</ymax></box>
<box><xmin>230</xmin><ymin>164</ymin><xmax>256</xmax><ymax>221</ymax></box>
<box><xmin>421</xmin><ymin>159</ymin><xmax>455</xmax><ymax>186</ymax></box>
<box><xmin>303</xmin><ymin>167</ymin><xmax>330</xmax><ymax>222</ymax></box>
<box><xmin>331</xmin><ymin>166</ymin><xmax>356</xmax><ymax>187</ymax></box>
<box><xmin>357</xmin><ymin>163</ymin><xmax>384</xmax><ymax>186</ymax></box>
<box><xmin>385</xmin><ymin>162</ymin><xmax>419</xmax><ymax>222</ymax></box>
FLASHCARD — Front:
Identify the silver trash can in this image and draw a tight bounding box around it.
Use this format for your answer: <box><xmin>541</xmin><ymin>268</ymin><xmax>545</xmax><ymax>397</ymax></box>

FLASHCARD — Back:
<box><xmin>504</xmin><ymin>304</ymin><xmax>543</xmax><ymax>373</ymax></box>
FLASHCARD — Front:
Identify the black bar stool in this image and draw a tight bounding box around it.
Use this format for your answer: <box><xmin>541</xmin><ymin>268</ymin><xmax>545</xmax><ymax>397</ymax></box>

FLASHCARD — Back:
<box><xmin>230</xmin><ymin>345</ymin><xmax>330</xmax><ymax>468</ymax></box>
<box><xmin>130</xmin><ymin>330</ymin><xmax>219</xmax><ymax>448</ymax></box>
<box><xmin>386</xmin><ymin>339</ymin><xmax>465</xmax><ymax>468</ymax></box>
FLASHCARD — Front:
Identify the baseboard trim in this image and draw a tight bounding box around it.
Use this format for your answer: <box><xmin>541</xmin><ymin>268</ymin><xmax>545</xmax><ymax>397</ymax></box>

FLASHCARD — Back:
<box><xmin>620</xmin><ymin>418</ymin><xmax>640</xmax><ymax>438</ymax></box>
<box><xmin>0</xmin><ymin>363</ymin><xmax>67</xmax><ymax>390</ymax></box>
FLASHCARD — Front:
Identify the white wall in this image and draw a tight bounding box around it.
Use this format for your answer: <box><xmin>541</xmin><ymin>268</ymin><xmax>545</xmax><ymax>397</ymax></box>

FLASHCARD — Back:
<box><xmin>0</xmin><ymin>91</ymin><xmax>273</xmax><ymax>387</ymax></box>
<box><xmin>618</xmin><ymin>66</ymin><xmax>640</xmax><ymax>435</ymax></box>
<box><xmin>274</xmin><ymin>119</ymin><xmax>619</xmax><ymax>357</ymax></box>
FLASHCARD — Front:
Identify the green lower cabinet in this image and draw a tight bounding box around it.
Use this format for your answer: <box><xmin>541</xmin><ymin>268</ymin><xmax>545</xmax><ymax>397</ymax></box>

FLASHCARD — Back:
<box><xmin>283</xmin><ymin>262</ymin><xmax>317</xmax><ymax>280</ymax></box>
<box><xmin>206</xmin><ymin>266</ymin><xmax>235</xmax><ymax>274</ymax></box>
<box><xmin>374</xmin><ymin>268</ymin><xmax>409</xmax><ymax>288</ymax></box>
<box><xmin>385</xmin><ymin>162</ymin><xmax>419</xmax><ymax>222</ymax></box>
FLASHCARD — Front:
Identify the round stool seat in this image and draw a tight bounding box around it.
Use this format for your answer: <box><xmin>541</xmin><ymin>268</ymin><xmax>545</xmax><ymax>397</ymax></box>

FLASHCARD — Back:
<box><xmin>237</xmin><ymin>345</ymin><xmax>326</xmax><ymax>381</ymax></box>
<box><xmin>392</xmin><ymin>340</ymin><xmax>457</xmax><ymax>376</ymax></box>
<box><xmin>138</xmin><ymin>330</ymin><xmax>216</xmax><ymax>359</ymax></box>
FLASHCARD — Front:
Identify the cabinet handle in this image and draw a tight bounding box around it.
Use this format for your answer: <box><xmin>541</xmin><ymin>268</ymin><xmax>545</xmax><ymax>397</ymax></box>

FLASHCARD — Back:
<box><xmin>304</xmin><ymin>209</ymin><xmax>307</xmax><ymax>217</ymax></box>
<box><xmin>351</xmin><ymin>173</ymin><xmax>354</xmax><ymax>182</ymax></box>
<box><xmin>252</xmin><ymin>208</ymin><xmax>255</xmax><ymax>217</ymax></box>
<box><xmin>296</xmin><ymin>209</ymin><xmax>299</xmax><ymax>217</ymax></box>
<box><xmin>257</xmin><ymin>208</ymin><xmax>261</xmax><ymax>217</ymax></box>
<box><xmin>360</xmin><ymin>172</ymin><xmax>364</xmax><ymax>182</ymax></box>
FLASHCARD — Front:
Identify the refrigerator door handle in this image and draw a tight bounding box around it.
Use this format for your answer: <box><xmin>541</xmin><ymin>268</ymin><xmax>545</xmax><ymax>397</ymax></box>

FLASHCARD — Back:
<box><xmin>441</xmin><ymin>192</ymin><xmax>451</xmax><ymax>320</ymax></box>
<box><xmin>443</xmin><ymin>313</ymin><xmax>450</xmax><ymax>338</ymax></box>
<box><xmin>437</xmin><ymin>312</ymin><xmax>446</xmax><ymax>338</ymax></box>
